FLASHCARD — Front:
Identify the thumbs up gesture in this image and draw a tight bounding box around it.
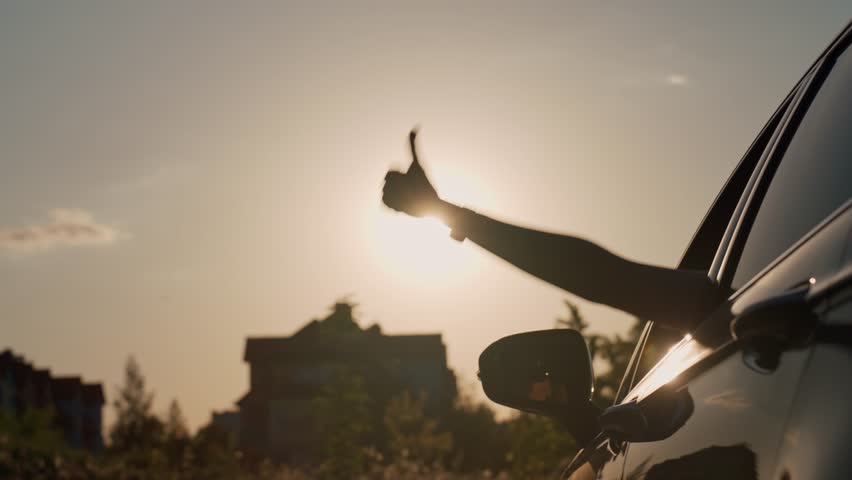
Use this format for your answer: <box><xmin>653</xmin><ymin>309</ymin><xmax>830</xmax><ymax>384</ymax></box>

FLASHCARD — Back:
<box><xmin>382</xmin><ymin>129</ymin><xmax>442</xmax><ymax>217</ymax></box>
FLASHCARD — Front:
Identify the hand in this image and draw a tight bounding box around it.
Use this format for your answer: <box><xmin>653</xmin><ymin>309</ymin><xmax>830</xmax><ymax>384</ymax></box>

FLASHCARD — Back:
<box><xmin>382</xmin><ymin>129</ymin><xmax>442</xmax><ymax>217</ymax></box>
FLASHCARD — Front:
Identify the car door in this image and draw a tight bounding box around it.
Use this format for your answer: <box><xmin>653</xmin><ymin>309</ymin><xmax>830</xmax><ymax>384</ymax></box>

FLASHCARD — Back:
<box><xmin>769</xmin><ymin>240</ymin><xmax>852</xmax><ymax>480</ymax></box>
<box><xmin>616</xmin><ymin>28</ymin><xmax>852</xmax><ymax>480</ymax></box>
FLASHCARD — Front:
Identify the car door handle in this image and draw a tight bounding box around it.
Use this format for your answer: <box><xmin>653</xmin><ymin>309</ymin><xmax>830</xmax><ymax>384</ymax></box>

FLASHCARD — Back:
<box><xmin>730</xmin><ymin>285</ymin><xmax>818</xmax><ymax>371</ymax></box>
<box><xmin>732</xmin><ymin>264</ymin><xmax>852</xmax><ymax>348</ymax></box>
<box><xmin>731</xmin><ymin>263</ymin><xmax>852</xmax><ymax>370</ymax></box>
<box><xmin>730</xmin><ymin>285</ymin><xmax>817</xmax><ymax>350</ymax></box>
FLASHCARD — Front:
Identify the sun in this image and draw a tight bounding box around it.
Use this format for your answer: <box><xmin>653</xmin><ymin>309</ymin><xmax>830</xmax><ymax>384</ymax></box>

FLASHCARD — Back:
<box><xmin>370</xmin><ymin>158</ymin><xmax>489</xmax><ymax>286</ymax></box>
<box><xmin>372</xmin><ymin>212</ymin><xmax>471</xmax><ymax>286</ymax></box>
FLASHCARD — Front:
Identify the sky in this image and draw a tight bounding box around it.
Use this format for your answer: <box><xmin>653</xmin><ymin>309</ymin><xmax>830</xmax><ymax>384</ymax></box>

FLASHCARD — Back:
<box><xmin>2</xmin><ymin>1</ymin><xmax>850</xmax><ymax>430</ymax></box>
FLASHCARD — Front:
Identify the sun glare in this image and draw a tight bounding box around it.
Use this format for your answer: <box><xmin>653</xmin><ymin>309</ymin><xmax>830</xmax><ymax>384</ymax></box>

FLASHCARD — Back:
<box><xmin>372</xmin><ymin>213</ymin><xmax>471</xmax><ymax>286</ymax></box>
<box><xmin>629</xmin><ymin>334</ymin><xmax>711</xmax><ymax>401</ymax></box>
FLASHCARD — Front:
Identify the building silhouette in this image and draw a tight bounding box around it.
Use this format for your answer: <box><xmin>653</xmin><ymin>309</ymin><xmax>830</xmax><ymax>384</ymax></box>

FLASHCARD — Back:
<box><xmin>0</xmin><ymin>349</ymin><xmax>104</xmax><ymax>452</ymax></box>
<box><xmin>231</xmin><ymin>302</ymin><xmax>456</xmax><ymax>462</ymax></box>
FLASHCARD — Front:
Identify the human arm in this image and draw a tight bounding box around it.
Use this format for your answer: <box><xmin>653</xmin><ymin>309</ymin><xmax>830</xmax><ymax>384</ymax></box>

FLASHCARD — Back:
<box><xmin>382</xmin><ymin>131</ymin><xmax>720</xmax><ymax>330</ymax></box>
<box><xmin>436</xmin><ymin>201</ymin><xmax>718</xmax><ymax>328</ymax></box>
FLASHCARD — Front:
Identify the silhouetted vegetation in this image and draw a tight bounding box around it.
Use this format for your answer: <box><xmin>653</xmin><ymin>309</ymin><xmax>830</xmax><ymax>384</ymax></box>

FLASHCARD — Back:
<box><xmin>445</xmin><ymin>395</ymin><xmax>509</xmax><ymax>473</ymax></box>
<box><xmin>555</xmin><ymin>299</ymin><xmax>643</xmax><ymax>406</ymax></box>
<box><xmin>384</xmin><ymin>391</ymin><xmax>453</xmax><ymax>468</ymax></box>
<box><xmin>312</xmin><ymin>369</ymin><xmax>373</xmax><ymax>478</ymax></box>
<box><xmin>0</xmin><ymin>300</ymin><xmax>641</xmax><ymax>479</ymax></box>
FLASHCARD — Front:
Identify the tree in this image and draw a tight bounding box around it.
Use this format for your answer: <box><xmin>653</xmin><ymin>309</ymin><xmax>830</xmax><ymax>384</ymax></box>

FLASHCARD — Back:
<box><xmin>383</xmin><ymin>391</ymin><xmax>452</xmax><ymax>468</ymax></box>
<box><xmin>187</xmin><ymin>424</ymin><xmax>243</xmax><ymax>479</ymax></box>
<box><xmin>505</xmin><ymin>413</ymin><xmax>576</xmax><ymax>480</ymax></box>
<box><xmin>163</xmin><ymin>399</ymin><xmax>191</xmax><ymax>469</ymax></box>
<box><xmin>165</xmin><ymin>399</ymin><xmax>189</xmax><ymax>441</ymax></box>
<box><xmin>593</xmin><ymin>321</ymin><xmax>643</xmax><ymax>404</ymax></box>
<box><xmin>555</xmin><ymin>299</ymin><xmax>642</xmax><ymax>405</ymax></box>
<box><xmin>0</xmin><ymin>407</ymin><xmax>66</xmax><ymax>454</ymax></box>
<box><xmin>109</xmin><ymin>356</ymin><xmax>165</xmax><ymax>454</ymax></box>
<box><xmin>445</xmin><ymin>395</ymin><xmax>510</xmax><ymax>473</ymax></box>
<box><xmin>311</xmin><ymin>368</ymin><xmax>373</xmax><ymax>479</ymax></box>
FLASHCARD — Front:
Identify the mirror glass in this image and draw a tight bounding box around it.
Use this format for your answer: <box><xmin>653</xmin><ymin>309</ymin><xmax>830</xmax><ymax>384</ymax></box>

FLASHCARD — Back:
<box><xmin>478</xmin><ymin>329</ymin><xmax>593</xmax><ymax>417</ymax></box>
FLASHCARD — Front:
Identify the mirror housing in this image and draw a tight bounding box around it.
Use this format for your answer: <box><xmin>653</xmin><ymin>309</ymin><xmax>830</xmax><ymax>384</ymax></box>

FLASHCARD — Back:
<box><xmin>478</xmin><ymin>329</ymin><xmax>601</xmax><ymax>444</ymax></box>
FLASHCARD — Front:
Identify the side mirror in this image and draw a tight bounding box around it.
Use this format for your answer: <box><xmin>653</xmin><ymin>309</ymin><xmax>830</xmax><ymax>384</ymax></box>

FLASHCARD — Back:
<box><xmin>478</xmin><ymin>329</ymin><xmax>601</xmax><ymax>444</ymax></box>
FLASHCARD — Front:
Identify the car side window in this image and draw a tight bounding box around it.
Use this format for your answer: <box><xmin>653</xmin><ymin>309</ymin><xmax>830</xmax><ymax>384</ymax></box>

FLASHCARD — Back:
<box><xmin>731</xmin><ymin>45</ymin><xmax>852</xmax><ymax>289</ymax></box>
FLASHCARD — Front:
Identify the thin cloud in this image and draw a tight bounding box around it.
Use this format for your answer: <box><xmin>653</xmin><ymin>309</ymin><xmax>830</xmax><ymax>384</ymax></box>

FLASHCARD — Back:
<box><xmin>0</xmin><ymin>209</ymin><xmax>126</xmax><ymax>253</ymax></box>
<box><xmin>610</xmin><ymin>72</ymin><xmax>691</xmax><ymax>89</ymax></box>
<box><xmin>105</xmin><ymin>160</ymin><xmax>192</xmax><ymax>196</ymax></box>
<box><xmin>665</xmin><ymin>73</ymin><xmax>689</xmax><ymax>86</ymax></box>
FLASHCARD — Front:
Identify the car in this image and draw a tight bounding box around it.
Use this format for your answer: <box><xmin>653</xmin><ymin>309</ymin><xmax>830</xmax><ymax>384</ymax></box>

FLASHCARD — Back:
<box><xmin>478</xmin><ymin>19</ymin><xmax>852</xmax><ymax>480</ymax></box>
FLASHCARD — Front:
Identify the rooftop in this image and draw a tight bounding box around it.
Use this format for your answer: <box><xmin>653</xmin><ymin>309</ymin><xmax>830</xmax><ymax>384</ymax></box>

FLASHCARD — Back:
<box><xmin>244</xmin><ymin>303</ymin><xmax>445</xmax><ymax>362</ymax></box>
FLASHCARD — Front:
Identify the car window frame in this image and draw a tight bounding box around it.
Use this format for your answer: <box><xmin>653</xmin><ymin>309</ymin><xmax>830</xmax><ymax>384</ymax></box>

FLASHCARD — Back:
<box><xmin>611</xmin><ymin>84</ymin><xmax>799</xmax><ymax>404</ymax></box>
<box><xmin>616</xmin><ymin>22</ymin><xmax>852</xmax><ymax>404</ymax></box>
<box><xmin>720</xmin><ymin>30</ymin><xmax>852</xmax><ymax>293</ymax></box>
<box><xmin>615</xmin><ymin>22</ymin><xmax>852</xmax><ymax>403</ymax></box>
<box><xmin>707</xmin><ymin>77</ymin><xmax>811</xmax><ymax>285</ymax></box>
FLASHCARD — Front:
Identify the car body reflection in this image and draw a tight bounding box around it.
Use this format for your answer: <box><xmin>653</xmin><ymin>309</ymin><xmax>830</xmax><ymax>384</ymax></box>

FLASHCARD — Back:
<box><xmin>625</xmin><ymin>444</ymin><xmax>757</xmax><ymax>480</ymax></box>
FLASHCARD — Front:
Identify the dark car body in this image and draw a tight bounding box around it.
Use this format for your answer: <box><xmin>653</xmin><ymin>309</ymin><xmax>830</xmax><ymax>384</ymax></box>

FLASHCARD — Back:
<box><xmin>563</xmin><ymin>20</ymin><xmax>852</xmax><ymax>480</ymax></box>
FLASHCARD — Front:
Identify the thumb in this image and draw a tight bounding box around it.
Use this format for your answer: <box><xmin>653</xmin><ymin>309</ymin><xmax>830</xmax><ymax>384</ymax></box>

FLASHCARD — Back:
<box><xmin>406</xmin><ymin>128</ymin><xmax>426</xmax><ymax>177</ymax></box>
